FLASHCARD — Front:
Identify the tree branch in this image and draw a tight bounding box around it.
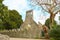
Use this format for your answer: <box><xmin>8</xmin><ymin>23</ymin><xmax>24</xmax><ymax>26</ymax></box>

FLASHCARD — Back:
<box><xmin>57</xmin><ymin>3</ymin><xmax>60</xmax><ymax>5</ymax></box>
<box><xmin>51</xmin><ymin>0</ymin><xmax>57</xmax><ymax>11</ymax></box>
<box><xmin>54</xmin><ymin>10</ymin><xmax>60</xmax><ymax>16</ymax></box>
<box><xmin>53</xmin><ymin>0</ymin><xmax>57</xmax><ymax>5</ymax></box>
<box><xmin>37</xmin><ymin>2</ymin><xmax>50</xmax><ymax>13</ymax></box>
<box><xmin>45</xmin><ymin>5</ymin><xmax>50</xmax><ymax>11</ymax></box>
<box><xmin>40</xmin><ymin>5</ymin><xmax>50</xmax><ymax>13</ymax></box>
<box><xmin>39</xmin><ymin>3</ymin><xmax>51</xmax><ymax>6</ymax></box>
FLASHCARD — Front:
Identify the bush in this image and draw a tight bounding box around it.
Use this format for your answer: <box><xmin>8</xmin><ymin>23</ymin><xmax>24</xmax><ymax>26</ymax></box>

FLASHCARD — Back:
<box><xmin>49</xmin><ymin>25</ymin><xmax>60</xmax><ymax>40</ymax></box>
<box><xmin>45</xmin><ymin>18</ymin><xmax>57</xmax><ymax>29</ymax></box>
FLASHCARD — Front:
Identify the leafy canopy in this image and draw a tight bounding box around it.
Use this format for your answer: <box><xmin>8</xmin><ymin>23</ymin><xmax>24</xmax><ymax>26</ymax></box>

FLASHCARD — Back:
<box><xmin>0</xmin><ymin>0</ymin><xmax>23</xmax><ymax>30</ymax></box>
<box><xmin>45</xmin><ymin>18</ymin><xmax>57</xmax><ymax>29</ymax></box>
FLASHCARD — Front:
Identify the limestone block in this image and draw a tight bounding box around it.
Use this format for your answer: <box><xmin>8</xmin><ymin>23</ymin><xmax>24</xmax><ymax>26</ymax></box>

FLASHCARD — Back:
<box><xmin>0</xmin><ymin>34</ymin><xmax>10</xmax><ymax>40</ymax></box>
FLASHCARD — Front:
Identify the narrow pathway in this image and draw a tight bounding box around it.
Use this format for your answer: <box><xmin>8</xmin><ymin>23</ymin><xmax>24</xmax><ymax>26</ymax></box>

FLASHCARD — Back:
<box><xmin>10</xmin><ymin>38</ymin><xmax>49</xmax><ymax>40</ymax></box>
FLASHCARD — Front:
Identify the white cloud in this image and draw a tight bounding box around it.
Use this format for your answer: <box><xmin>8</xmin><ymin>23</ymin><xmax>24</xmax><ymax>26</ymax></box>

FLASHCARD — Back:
<box><xmin>3</xmin><ymin>0</ymin><xmax>27</xmax><ymax>10</ymax></box>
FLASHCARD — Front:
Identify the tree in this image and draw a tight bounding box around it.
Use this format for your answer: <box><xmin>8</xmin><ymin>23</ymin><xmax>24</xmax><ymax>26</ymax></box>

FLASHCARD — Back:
<box><xmin>0</xmin><ymin>0</ymin><xmax>23</xmax><ymax>30</ymax></box>
<box><xmin>45</xmin><ymin>18</ymin><xmax>57</xmax><ymax>29</ymax></box>
<box><xmin>8</xmin><ymin>10</ymin><xmax>23</xmax><ymax>29</ymax></box>
<box><xmin>2</xmin><ymin>10</ymin><xmax>23</xmax><ymax>30</ymax></box>
<box><xmin>49</xmin><ymin>25</ymin><xmax>60</xmax><ymax>40</ymax></box>
<box><xmin>0</xmin><ymin>0</ymin><xmax>9</xmax><ymax>30</ymax></box>
<box><xmin>0</xmin><ymin>0</ymin><xmax>3</xmax><ymax>3</ymax></box>
<box><xmin>30</xmin><ymin>0</ymin><xmax>60</xmax><ymax>29</ymax></box>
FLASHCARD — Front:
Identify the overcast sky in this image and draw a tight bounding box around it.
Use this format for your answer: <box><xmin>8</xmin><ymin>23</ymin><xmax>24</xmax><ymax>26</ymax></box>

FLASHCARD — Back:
<box><xmin>3</xmin><ymin>0</ymin><xmax>59</xmax><ymax>25</ymax></box>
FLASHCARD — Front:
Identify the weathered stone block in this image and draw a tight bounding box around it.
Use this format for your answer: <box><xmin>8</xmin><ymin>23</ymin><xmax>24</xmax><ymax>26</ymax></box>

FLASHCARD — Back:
<box><xmin>0</xmin><ymin>34</ymin><xmax>10</xmax><ymax>40</ymax></box>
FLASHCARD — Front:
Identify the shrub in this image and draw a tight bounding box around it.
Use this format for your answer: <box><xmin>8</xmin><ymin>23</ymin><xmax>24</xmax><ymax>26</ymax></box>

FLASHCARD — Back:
<box><xmin>49</xmin><ymin>25</ymin><xmax>60</xmax><ymax>40</ymax></box>
<box><xmin>45</xmin><ymin>18</ymin><xmax>57</xmax><ymax>29</ymax></box>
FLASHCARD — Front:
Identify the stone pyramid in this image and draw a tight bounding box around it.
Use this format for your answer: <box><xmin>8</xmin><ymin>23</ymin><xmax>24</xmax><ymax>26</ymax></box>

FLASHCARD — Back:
<box><xmin>20</xmin><ymin>10</ymin><xmax>42</xmax><ymax>38</ymax></box>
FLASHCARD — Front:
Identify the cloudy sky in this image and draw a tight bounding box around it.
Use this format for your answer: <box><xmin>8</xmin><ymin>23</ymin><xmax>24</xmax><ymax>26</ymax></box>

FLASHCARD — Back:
<box><xmin>3</xmin><ymin>0</ymin><xmax>59</xmax><ymax>25</ymax></box>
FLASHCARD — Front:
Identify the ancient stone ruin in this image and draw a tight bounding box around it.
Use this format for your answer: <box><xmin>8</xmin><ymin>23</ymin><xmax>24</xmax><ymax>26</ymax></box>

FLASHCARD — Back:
<box><xmin>20</xmin><ymin>10</ymin><xmax>42</xmax><ymax>38</ymax></box>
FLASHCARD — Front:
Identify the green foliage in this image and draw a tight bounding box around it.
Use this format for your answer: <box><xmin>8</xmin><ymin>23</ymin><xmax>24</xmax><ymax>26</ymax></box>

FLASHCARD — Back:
<box><xmin>9</xmin><ymin>10</ymin><xmax>23</xmax><ymax>29</ymax></box>
<box><xmin>0</xmin><ymin>0</ymin><xmax>3</xmax><ymax>3</ymax></box>
<box><xmin>0</xmin><ymin>1</ymin><xmax>23</xmax><ymax>30</ymax></box>
<box><xmin>49</xmin><ymin>25</ymin><xmax>60</xmax><ymax>40</ymax></box>
<box><xmin>0</xmin><ymin>0</ymin><xmax>6</xmax><ymax>30</ymax></box>
<box><xmin>45</xmin><ymin>18</ymin><xmax>57</xmax><ymax>29</ymax></box>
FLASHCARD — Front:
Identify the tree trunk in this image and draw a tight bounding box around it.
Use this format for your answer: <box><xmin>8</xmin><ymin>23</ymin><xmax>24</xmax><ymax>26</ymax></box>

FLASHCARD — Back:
<box><xmin>50</xmin><ymin>13</ymin><xmax>55</xmax><ymax>29</ymax></box>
